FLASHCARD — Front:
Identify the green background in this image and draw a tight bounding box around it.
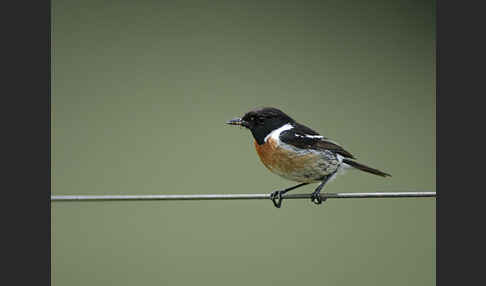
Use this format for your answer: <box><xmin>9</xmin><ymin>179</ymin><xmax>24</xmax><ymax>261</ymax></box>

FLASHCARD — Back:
<box><xmin>51</xmin><ymin>0</ymin><xmax>436</xmax><ymax>285</ymax></box>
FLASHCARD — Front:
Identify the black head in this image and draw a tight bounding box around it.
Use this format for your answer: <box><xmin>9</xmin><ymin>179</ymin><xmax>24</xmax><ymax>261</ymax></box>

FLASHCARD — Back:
<box><xmin>226</xmin><ymin>107</ymin><xmax>295</xmax><ymax>144</ymax></box>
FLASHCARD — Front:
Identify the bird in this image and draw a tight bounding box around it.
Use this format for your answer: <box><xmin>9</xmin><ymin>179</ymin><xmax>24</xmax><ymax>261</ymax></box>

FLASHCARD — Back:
<box><xmin>226</xmin><ymin>107</ymin><xmax>391</xmax><ymax>208</ymax></box>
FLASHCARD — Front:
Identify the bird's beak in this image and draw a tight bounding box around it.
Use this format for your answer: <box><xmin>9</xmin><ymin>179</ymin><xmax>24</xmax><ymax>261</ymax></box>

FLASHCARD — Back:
<box><xmin>226</xmin><ymin>117</ymin><xmax>247</xmax><ymax>127</ymax></box>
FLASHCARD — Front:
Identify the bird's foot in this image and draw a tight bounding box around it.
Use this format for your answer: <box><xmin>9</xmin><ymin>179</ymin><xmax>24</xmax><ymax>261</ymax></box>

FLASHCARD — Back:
<box><xmin>269</xmin><ymin>190</ymin><xmax>285</xmax><ymax>208</ymax></box>
<box><xmin>310</xmin><ymin>191</ymin><xmax>327</xmax><ymax>205</ymax></box>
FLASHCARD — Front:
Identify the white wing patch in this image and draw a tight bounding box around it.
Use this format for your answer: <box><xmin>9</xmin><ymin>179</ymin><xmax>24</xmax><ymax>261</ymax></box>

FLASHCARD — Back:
<box><xmin>294</xmin><ymin>134</ymin><xmax>323</xmax><ymax>139</ymax></box>
<box><xmin>336</xmin><ymin>154</ymin><xmax>344</xmax><ymax>163</ymax></box>
<box><xmin>304</xmin><ymin>135</ymin><xmax>323</xmax><ymax>139</ymax></box>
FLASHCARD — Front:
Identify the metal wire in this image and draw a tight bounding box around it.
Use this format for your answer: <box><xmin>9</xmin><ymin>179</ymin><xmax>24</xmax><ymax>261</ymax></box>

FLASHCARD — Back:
<box><xmin>51</xmin><ymin>191</ymin><xmax>436</xmax><ymax>202</ymax></box>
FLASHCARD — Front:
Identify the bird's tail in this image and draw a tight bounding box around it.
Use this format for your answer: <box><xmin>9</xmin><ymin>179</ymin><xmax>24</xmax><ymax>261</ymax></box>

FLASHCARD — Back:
<box><xmin>342</xmin><ymin>159</ymin><xmax>391</xmax><ymax>177</ymax></box>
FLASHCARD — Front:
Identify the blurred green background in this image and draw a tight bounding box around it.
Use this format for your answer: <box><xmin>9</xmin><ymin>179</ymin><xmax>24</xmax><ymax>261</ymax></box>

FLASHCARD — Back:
<box><xmin>51</xmin><ymin>0</ymin><xmax>435</xmax><ymax>285</ymax></box>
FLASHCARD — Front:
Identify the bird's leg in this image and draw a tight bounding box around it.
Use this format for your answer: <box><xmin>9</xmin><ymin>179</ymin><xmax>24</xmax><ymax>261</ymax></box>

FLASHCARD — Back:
<box><xmin>310</xmin><ymin>172</ymin><xmax>337</xmax><ymax>205</ymax></box>
<box><xmin>270</xmin><ymin>183</ymin><xmax>308</xmax><ymax>208</ymax></box>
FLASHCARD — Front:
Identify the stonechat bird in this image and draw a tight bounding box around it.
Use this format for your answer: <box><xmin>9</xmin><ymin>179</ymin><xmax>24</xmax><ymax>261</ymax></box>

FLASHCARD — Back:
<box><xmin>226</xmin><ymin>107</ymin><xmax>391</xmax><ymax>208</ymax></box>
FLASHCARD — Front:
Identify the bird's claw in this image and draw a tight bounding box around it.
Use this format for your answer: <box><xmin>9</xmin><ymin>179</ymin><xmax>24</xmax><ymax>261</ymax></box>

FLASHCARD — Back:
<box><xmin>270</xmin><ymin>190</ymin><xmax>284</xmax><ymax>208</ymax></box>
<box><xmin>310</xmin><ymin>192</ymin><xmax>326</xmax><ymax>205</ymax></box>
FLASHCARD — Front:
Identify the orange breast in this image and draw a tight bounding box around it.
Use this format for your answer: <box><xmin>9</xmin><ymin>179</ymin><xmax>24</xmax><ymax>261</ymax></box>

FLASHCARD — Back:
<box><xmin>254</xmin><ymin>138</ymin><xmax>319</xmax><ymax>180</ymax></box>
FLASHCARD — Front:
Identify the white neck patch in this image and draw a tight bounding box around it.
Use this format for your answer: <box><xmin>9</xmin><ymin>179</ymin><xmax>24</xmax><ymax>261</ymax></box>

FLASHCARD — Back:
<box><xmin>264</xmin><ymin>123</ymin><xmax>293</xmax><ymax>143</ymax></box>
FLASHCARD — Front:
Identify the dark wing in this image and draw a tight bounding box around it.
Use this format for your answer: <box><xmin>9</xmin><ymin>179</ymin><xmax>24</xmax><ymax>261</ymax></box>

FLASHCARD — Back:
<box><xmin>280</xmin><ymin>123</ymin><xmax>355</xmax><ymax>159</ymax></box>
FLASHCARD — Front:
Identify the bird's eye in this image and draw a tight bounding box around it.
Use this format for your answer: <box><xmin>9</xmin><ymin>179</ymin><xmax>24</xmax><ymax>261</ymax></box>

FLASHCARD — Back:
<box><xmin>250</xmin><ymin>116</ymin><xmax>255</xmax><ymax>121</ymax></box>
